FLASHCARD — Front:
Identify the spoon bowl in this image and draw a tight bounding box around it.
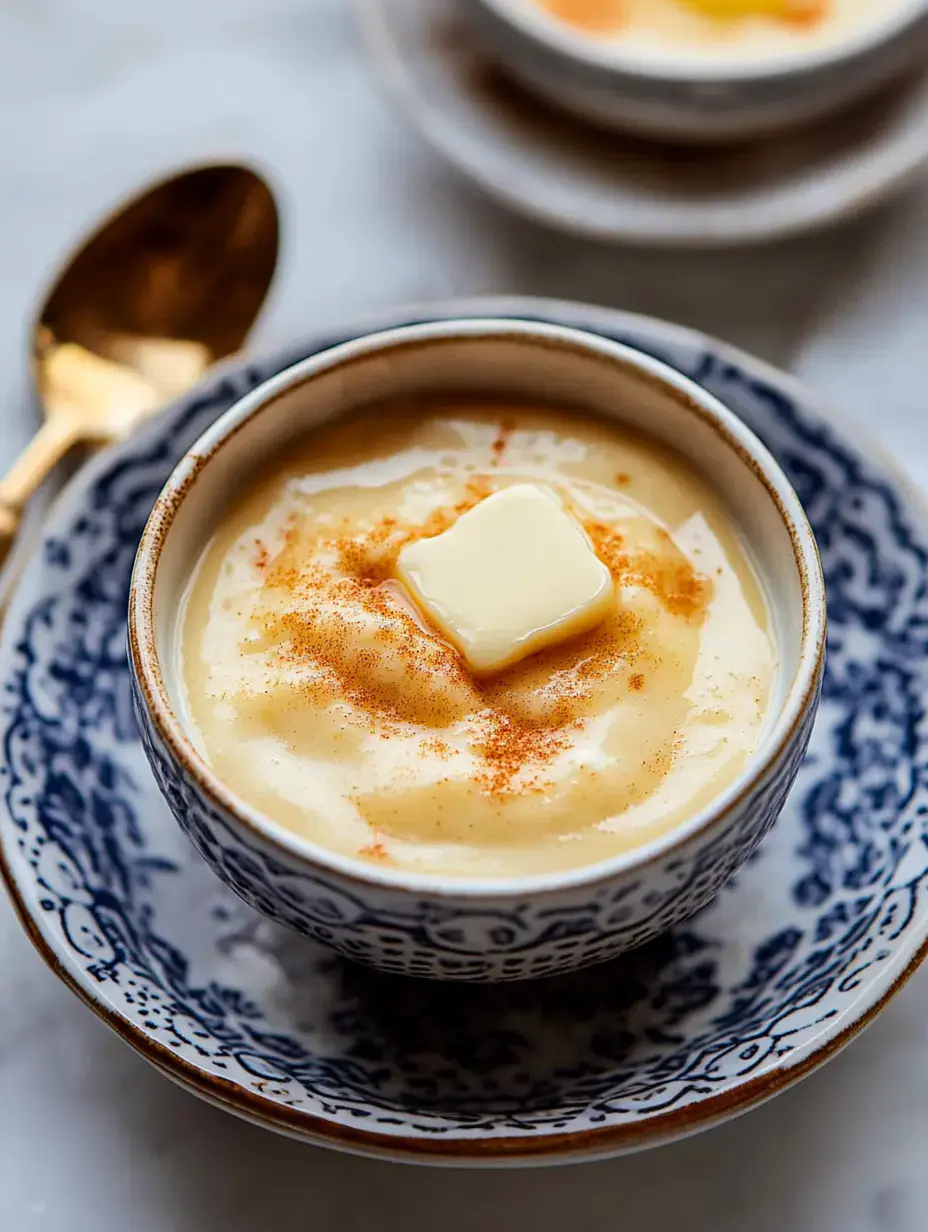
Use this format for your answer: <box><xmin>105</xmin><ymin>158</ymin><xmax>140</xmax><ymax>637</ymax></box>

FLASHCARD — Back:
<box><xmin>38</xmin><ymin>163</ymin><xmax>279</xmax><ymax>384</ymax></box>
<box><xmin>0</xmin><ymin>163</ymin><xmax>279</xmax><ymax>573</ymax></box>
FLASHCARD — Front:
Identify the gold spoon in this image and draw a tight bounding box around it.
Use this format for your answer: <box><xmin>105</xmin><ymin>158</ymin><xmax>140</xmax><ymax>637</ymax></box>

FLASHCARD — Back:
<box><xmin>0</xmin><ymin>163</ymin><xmax>280</xmax><ymax>574</ymax></box>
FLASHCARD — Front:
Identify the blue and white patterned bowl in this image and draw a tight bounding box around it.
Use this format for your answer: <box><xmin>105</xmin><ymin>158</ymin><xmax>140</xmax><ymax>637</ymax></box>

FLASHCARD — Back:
<box><xmin>127</xmin><ymin>318</ymin><xmax>825</xmax><ymax>984</ymax></box>
<box><xmin>1</xmin><ymin>298</ymin><xmax>926</xmax><ymax>1163</ymax></box>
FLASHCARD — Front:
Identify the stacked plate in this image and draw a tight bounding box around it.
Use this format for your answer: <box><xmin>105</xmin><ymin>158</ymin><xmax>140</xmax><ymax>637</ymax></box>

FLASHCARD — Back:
<box><xmin>3</xmin><ymin>297</ymin><xmax>926</xmax><ymax>1163</ymax></box>
<box><xmin>357</xmin><ymin>0</ymin><xmax>928</xmax><ymax>246</ymax></box>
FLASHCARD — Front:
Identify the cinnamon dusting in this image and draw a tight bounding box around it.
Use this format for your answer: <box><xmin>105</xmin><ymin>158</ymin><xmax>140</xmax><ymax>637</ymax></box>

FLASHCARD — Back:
<box><xmin>585</xmin><ymin>520</ymin><xmax>711</xmax><ymax>621</ymax></box>
<box><xmin>249</xmin><ymin>495</ymin><xmax>697</xmax><ymax>798</ymax></box>
<box><xmin>474</xmin><ymin>711</ymin><xmax>572</xmax><ymax>797</ymax></box>
<box><xmin>246</xmin><ymin>480</ymin><xmax>710</xmax><ymax>802</ymax></box>
<box><xmin>490</xmin><ymin>419</ymin><xmax>515</xmax><ymax>464</ymax></box>
<box><xmin>359</xmin><ymin>840</ymin><xmax>389</xmax><ymax>861</ymax></box>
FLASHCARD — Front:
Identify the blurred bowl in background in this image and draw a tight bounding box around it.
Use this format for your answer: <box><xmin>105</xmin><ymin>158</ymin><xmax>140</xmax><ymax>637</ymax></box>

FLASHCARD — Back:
<box><xmin>461</xmin><ymin>0</ymin><xmax>928</xmax><ymax>141</ymax></box>
<box><xmin>358</xmin><ymin>0</ymin><xmax>928</xmax><ymax>246</ymax></box>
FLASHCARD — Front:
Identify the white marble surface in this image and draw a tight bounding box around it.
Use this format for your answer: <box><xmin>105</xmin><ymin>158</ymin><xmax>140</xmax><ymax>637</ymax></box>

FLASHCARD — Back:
<box><xmin>3</xmin><ymin>2</ymin><xmax>928</xmax><ymax>1229</ymax></box>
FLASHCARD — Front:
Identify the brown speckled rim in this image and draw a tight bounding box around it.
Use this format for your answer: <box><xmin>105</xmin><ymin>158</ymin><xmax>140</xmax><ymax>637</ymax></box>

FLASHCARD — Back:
<box><xmin>128</xmin><ymin>317</ymin><xmax>827</xmax><ymax>901</ymax></box>
<box><xmin>0</xmin><ymin>297</ymin><xmax>924</xmax><ymax>1163</ymax></box>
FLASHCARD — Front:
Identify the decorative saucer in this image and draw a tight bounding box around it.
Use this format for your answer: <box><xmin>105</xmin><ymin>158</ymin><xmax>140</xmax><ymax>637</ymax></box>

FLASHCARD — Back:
<box><xmin>2</xmin><ymin>297</ymin><xmax>928</xmax><ymax>1165</ymax></box>
<box><xmin>357</xmin><ymin>0</ymin><xmax>928</xmax><ymax>247</ymax></box>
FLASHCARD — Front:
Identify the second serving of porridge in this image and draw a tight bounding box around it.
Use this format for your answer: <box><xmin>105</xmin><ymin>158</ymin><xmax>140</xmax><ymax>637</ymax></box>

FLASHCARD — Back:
<box><xmin>180</xmin><ymin>401</ymin><xmax>775</xmax><ymax>877</ymax></box>
<box><xmin>532</xmin><ymin>0</ymin><xmax>903</xmax><ymax>63</ymax></box>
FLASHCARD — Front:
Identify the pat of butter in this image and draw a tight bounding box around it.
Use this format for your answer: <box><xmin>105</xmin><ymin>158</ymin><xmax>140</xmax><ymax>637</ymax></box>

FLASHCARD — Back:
<box><xmin>397</xmin><ymin>484</ymin><xmax>614</xmax><ymax>675</ymax></box>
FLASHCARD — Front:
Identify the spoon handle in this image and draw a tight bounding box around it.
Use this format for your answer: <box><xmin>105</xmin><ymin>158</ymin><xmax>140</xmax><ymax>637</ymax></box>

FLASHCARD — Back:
<box><xmin>0</xmin><ymin>419</ymin><xmax>77</xmax><ymax>572</ymax></box>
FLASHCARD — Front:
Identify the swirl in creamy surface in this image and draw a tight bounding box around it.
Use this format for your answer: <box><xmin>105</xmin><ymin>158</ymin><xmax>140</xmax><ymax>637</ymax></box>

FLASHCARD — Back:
<box><xmin>180</xmin><ymin>403</ymin><xmax>775</xmax><ymax>878</ymax></box>
<box><xmin>533</xmin><ymin>0</ymin><xmax>897</xmax><ymax>62</ymax></box>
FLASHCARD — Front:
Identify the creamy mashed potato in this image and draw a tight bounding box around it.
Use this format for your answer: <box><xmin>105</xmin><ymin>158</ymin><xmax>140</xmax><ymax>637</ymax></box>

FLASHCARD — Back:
<box><xmin>180</xmin><ymin>403</ymin><xmax>775</xmax><ymax>878</ymax></box>
<box><xmin>533</xmin><ymin>0</ymin><xmax>902</xmax><ymax>63</ymax></box>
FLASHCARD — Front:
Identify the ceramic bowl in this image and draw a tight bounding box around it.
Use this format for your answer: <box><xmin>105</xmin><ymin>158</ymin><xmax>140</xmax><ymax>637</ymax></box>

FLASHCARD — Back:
<box><xmin>5</xmin><ymin>297</ymin><xmax>928</xmax><ymax>1156</ymax></box>
<box><xmin>461</xmin><ymin>0</ymin><xmax>928</xmax><ymax>141</ymax></box>
<box><xmin>127</xmin><ymin>318</ymin><xmax>825</xmax><ymax>982</ymax></box>
<box><xmin>358</xmin><ymin>0</ymin><xmax>928</xmax><ymax>246</ymax></box>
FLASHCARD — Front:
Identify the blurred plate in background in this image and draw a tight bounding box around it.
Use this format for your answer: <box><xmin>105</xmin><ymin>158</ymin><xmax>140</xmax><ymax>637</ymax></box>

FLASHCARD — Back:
<box><xmin>357</xmin><ymin>0</ymin><xmax>928</xmax><ymax>247</ymax></box>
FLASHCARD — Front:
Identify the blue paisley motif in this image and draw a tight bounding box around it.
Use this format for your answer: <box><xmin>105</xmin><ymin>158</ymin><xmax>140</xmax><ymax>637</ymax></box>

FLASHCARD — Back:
<box><xmin>2</xmin><ymin>308</ymin><xmax>927</xmax><ymax>1143</ymax></box>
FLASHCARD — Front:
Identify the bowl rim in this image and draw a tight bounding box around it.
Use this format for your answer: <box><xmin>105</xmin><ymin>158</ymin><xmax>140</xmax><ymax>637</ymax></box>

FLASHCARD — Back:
<box><xmin>471</xmin><ymin>0</ymin><xmax>928</xmax><ymax>83</ymax></box>
<box><xmin>128</xmin><ymin>317</ymin><xmax>827</xmax><ymax>900</ymax></box>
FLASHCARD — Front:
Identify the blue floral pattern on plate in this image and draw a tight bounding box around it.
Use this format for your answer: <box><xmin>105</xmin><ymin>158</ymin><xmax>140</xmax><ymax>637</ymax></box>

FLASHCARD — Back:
<box><xmin>2</xmin><ymin>299</ymin><xmax>927</xmax><ymax>1160</ymax></box>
